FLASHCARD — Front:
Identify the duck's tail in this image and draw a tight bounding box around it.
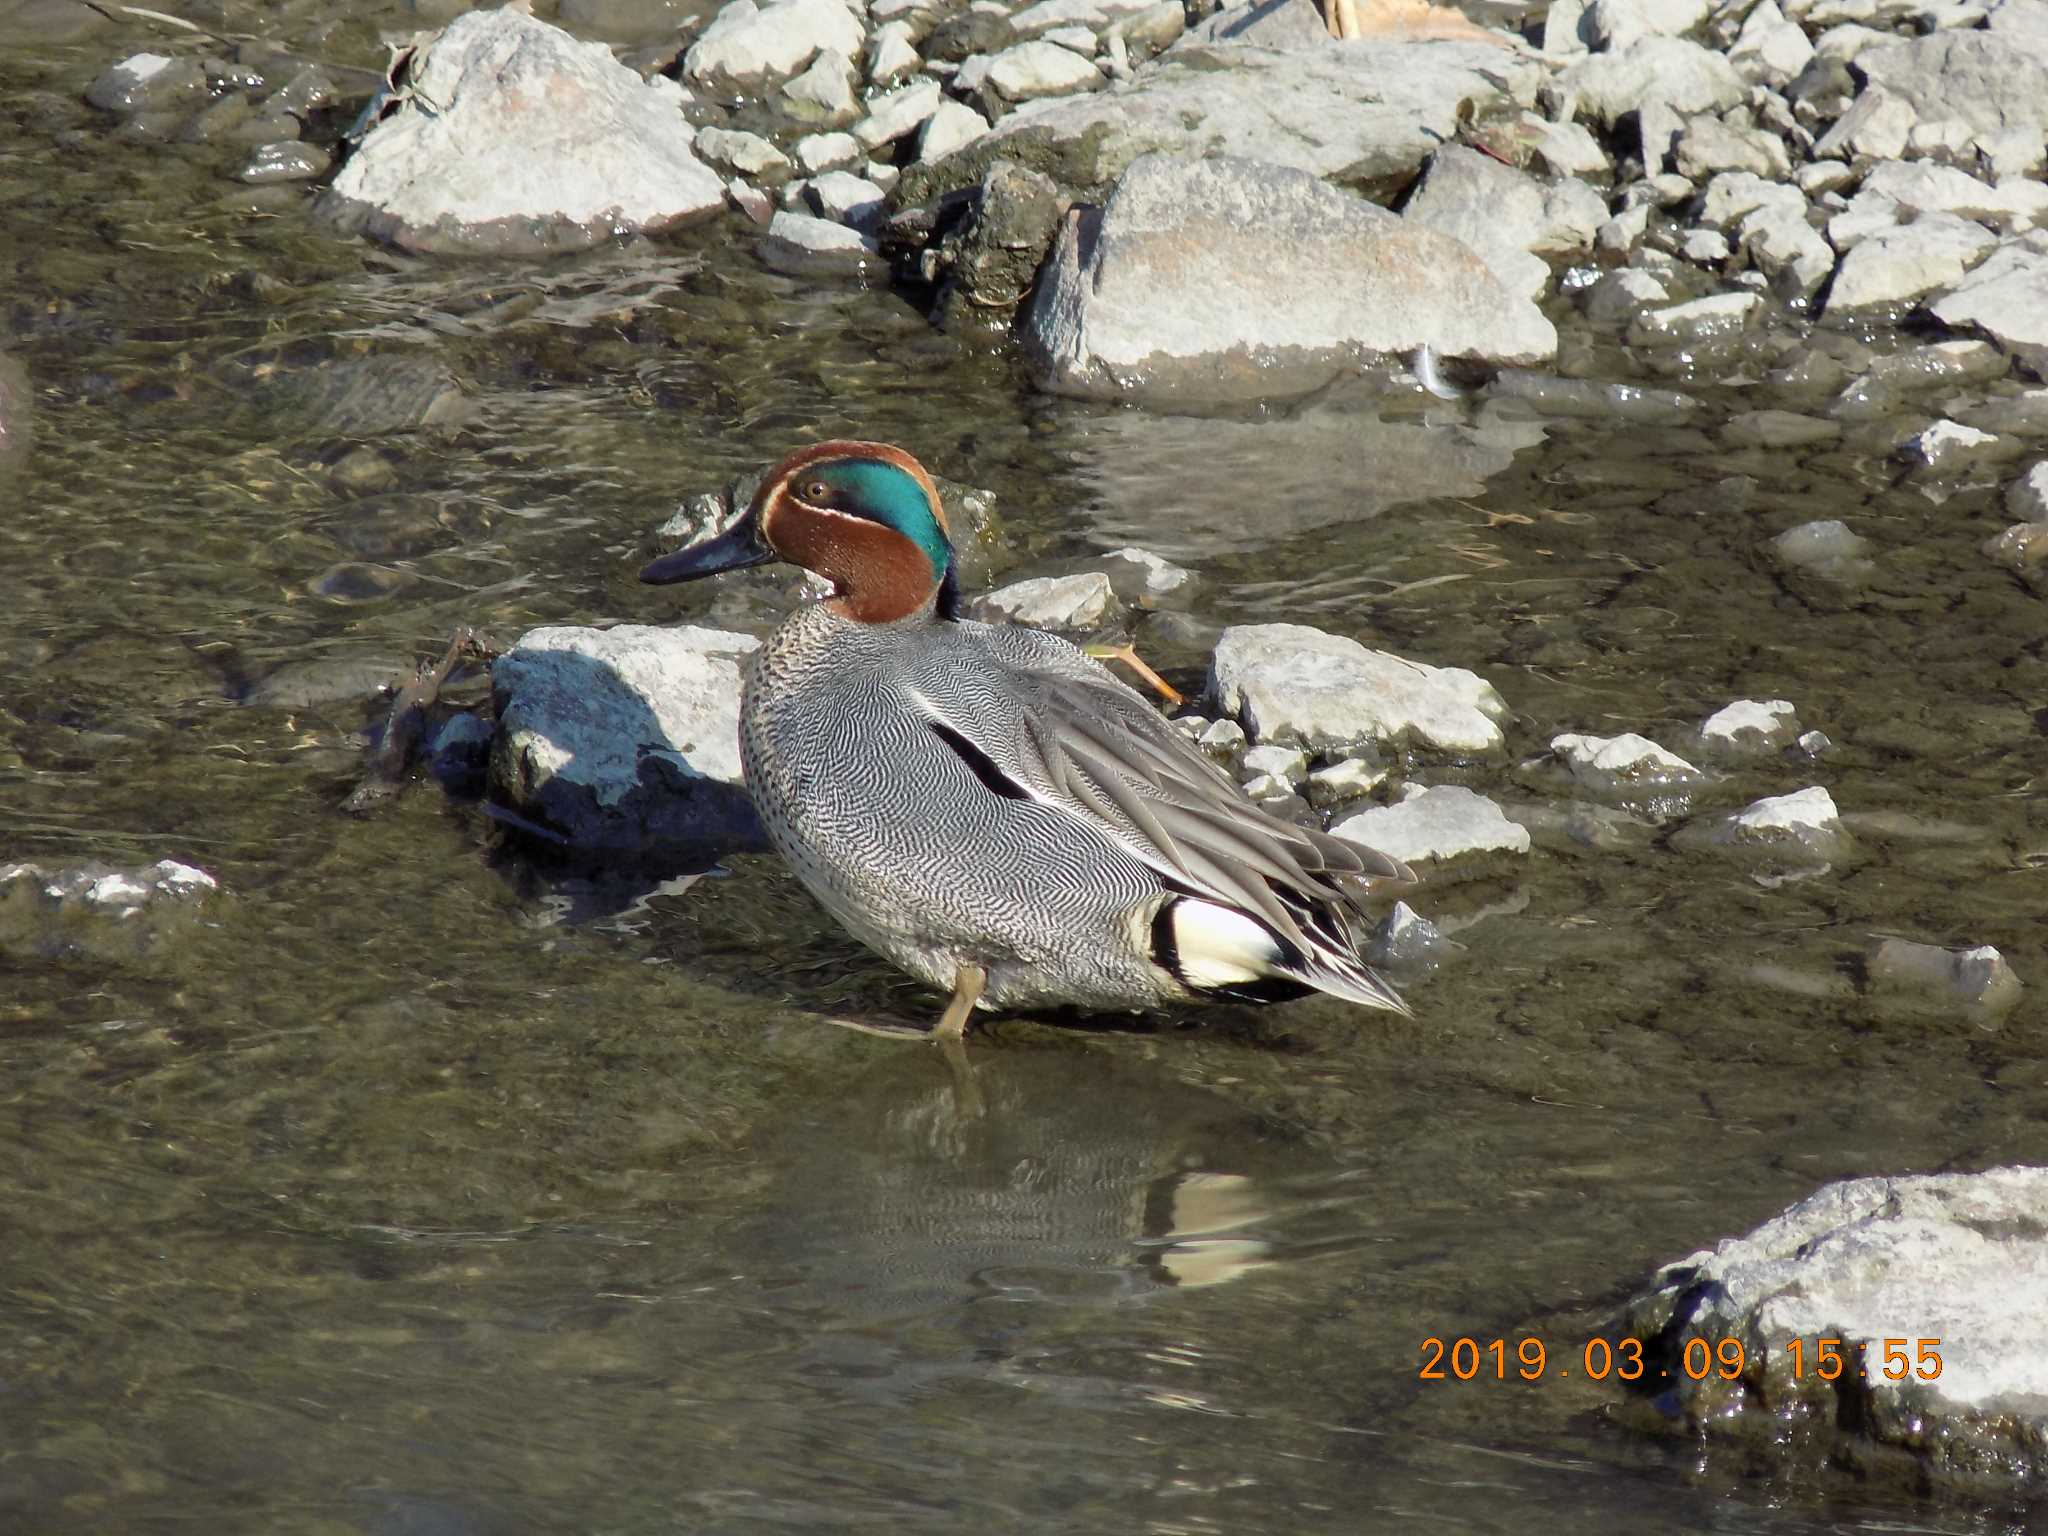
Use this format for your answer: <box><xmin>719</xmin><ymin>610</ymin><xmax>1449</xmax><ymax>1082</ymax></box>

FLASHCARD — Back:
<box><xmin>1152</xmin><ymin>895</ymin><xmax>1409</xmax><ymax>1016</ymax></box>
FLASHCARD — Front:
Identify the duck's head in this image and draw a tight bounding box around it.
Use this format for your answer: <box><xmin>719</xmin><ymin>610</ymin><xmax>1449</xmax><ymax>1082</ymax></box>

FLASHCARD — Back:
<box><xmin>640</xmin><ymin>440</ymin><xmax>955</xmax><ymax>624</ymax></box>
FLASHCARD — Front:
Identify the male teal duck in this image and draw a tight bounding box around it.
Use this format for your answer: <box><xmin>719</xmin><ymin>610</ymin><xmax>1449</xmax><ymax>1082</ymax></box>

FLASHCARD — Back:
<box><xmin>641</xmin><ymin>440</ymin><xmax>1413</xmax><ymax>1039</ymax></box>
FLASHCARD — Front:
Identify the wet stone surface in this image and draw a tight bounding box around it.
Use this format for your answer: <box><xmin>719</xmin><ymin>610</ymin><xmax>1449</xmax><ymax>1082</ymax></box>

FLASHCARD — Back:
<box><xmin>3</xmin><ymin>0</ymin><xmax>2048</xmax><ymax>1532</ymax></box>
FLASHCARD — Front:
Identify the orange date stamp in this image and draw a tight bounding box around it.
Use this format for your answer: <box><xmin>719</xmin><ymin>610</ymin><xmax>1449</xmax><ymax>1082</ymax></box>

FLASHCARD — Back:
<box><xmin>1418</xmin><ymin>1335</ymin><xmax>1944</xmax><ymax>1383</ymax></box>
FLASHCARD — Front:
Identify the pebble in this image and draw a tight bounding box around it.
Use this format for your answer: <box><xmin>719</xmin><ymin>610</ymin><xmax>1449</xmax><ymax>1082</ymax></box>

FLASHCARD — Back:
<box><xmin>1772</xmin><ymin>518</ymin><xmax>1873</xmax><ymax>578</ymax></box>
<box><xmin>1196</xmin><ymin>717</ymin><xmax>1247</xmax><ymax>757</ymax></box>
<box><xmin>794</xmin><ymin>131</ymin><xmax>862</xmax><ymax>175</ymax></box>
<box><xmin>2005</xmin><ymin>461</ymin><xmax>2048</xmax><ymax>520</ymax></box>
<box><xmin>237</xmin><ymin>142</ymin><xmax>330</xmax><ymax>185</ymax></box>
<box><xmin>1699</xmin><ymin>698</ymin><xmax>1801</xmax><ymax>751</ymax></box>
<box><xmin>759</xmin><ymin>209</ymin><xmax>881</xmax><ymax>275</ymax></box>
<box><xmin>919</xmin><ymin>98</ymin><xmax>990</xmax><ymax>162</ymax></box>
<box><xmin>1306</xmin><ymin>758</ymin><xmax>1386</xmax><ymax>807</ymax></box>
<box><xmin>1240</xmin><ymin>744</ymin><xmax>1308</xmax><ymax>784</ymax></box>
<box><xmin>1550</xmin><ymin>731</ymin><xmax>1704</xmax><ymax>789</ymax></box>
<box><xmin>805</xmin><ymin>171</ymin><xmax>887</xmax><ymax>229</ymax></box>
<box><xmin>695</xmin><ymin>126</ymin><xmax>794</xmax><ymax>184</ymax></box>
<box><xmin>971</xmin><ymin>571</ymin><xmax>1118</xmax><ymax>629</ymax></box>
<box><xmin>781</xmin><ymin>49</ymin><xmax>860</xmax><ymax>124</ymax></box>
<box><xmin>1627</xmin><ymin>291</ymin><xmax>1761</xmax><ymax>345</ymax></box>
<box><xmin>86</xmin><ymin>52</ymin><xmax>207</xmax><ymax>114</ymax></box>
<box><xmin>1330</xmin><ymin>785</ymin><xmax>1532</xmax><ymax>866</ymax></box>
<box><xmin>854</xmin><ymin>78</ymin><xmax>943</xmax><ymax>151</ymax></box>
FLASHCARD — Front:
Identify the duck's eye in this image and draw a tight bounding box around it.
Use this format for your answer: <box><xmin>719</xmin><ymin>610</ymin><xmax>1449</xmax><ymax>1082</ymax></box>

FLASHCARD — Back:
<box><xmin>802</xmin><ymin>479</ymin><xmax>830</xmax><ymax>502</ymax></box>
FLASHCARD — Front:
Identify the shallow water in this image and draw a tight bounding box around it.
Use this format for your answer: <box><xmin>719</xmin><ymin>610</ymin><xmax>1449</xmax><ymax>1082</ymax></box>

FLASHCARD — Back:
<box><xmin>2</xmin><ymin>22</ymin><xmax>2045</xmax><ymax>1536</ymax></box>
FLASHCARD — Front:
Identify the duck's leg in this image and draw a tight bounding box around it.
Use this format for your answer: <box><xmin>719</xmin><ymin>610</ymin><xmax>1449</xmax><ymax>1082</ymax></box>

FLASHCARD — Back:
<box><xmin>1324</xmin><ymin>0</ymin><xmax>1360</xmax><ymax>37</ymax></box>
<box><xmin>1083</xmin><ymin>643</ymin><xmax>1185</xmax><ymax>707</ymax></box>
<box><xmin>933</xmin><ymin>962</ymin><xmax>987</xmax><ymax>1042</ymax></box>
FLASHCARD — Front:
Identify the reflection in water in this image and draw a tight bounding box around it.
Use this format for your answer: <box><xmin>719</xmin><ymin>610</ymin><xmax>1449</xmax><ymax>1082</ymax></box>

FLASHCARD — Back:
<box><xmin>1060</xmin><ymin>383</ymin><xmax>1547</xmax><ymax>556</ymax></box>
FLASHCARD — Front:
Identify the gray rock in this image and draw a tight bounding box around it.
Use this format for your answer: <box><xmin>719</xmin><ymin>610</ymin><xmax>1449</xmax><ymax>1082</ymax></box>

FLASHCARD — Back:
<box><xmin>1196</xmin><ymin>717</ymin><xmax>1247</xmax><ymax>757</ymax></box>
<box><xmin>489</xmin><ymin>624</ymin><xmax>763</xmax><ymax>854</ymax></box>
<box><xmin>1739</xmin><ymin>202</ymin><xmax>1835</xmax><ymax>299</ymax></box>
<box><xmin>1209</xmin><ymin>622</ymin><xmax>1509</xmax><ymax>754</ymax></box>
<box><xmin>1730</xmin><ymin>0</ymin><xmax>1815</xmax><ymax>82</ymax></box>
<box><xmin>985</xmin><ymin>38</ymin><xmax>1105</xmax><ymax>101</ymax></box>
<box><xmin>1869</xmin><ymin>939</ymin><xmax>2025</xmax><ymax>1008</ymax></box>
<box><xmin>1010</xmin><ymin>0</ymin><xmax>1159</xmax><ymax>36</ymax></box>
<box><xmin>1330</xmin><ymin>785</ymin><xmax>1531</xmax><ymax>864</ymax></box>
<box><xmin>1773</xmin><ymin>518</ymin><xmax>1873</xmax><ymax>577</ymax></box>
<box><xmin>235</xmin><ymin>141</ymin><xmax>331</xmax><ymax>185</ymax></box>
<box><xmin>727</xmin><ymin>175</ymin><xmax>775</xmax><ymax>225</ymax></box>
<box><xmin>1366</xmin><ymin>901</ymin><xmax>1455</xmax><ymax>968</ymax></box>
<box><xmin>919</xmin><ymin>98</ymin><xmax>990</xmax><ymax>162</ymax></box>
<box><xmin>866</xmin><ymin>25</ymin><xmax>921</xmax><ymax>87</ymax></box>
<box><xmin>1931</xmin><ymin>234</ymin><xmax>2048</xmax><ymax>374</ymax></box>
<box><xmin>781</xmin><ymin>47</ymin><xmax>860</xmax><ymax>124</ymax></box>
<box><xmin>1675</xmin><ymin>113</ymin><xmax>1791</xmax><ymax>180</ymax></box>
<box><xmin>321</xmin><ymin>10</ymin><xmax>722</xmax><ymax>254</ymax></box>
<box><xmin>1827</xmin><ymin>211</ymin><xmax>1998</xmax><ymax>310</ymax></box>
<box><xmin>86</xmin><ymin>51</ymin><xmax>207</xmax><ymax>114</ymax></box>
<box><xmin>898</xmin><ymin>36</ymin><xmax>1546</xmax><ymax>204</ymax></box>
<box><xmin>1982</xmin><ymin>519</ymin><xmax>2048</xmax><ymax>580</ymax></box>
<box><xmin>1810</xmin><ymin>85</ymin><xmax>1916</xmax><ymax>160</ymax></box>
<box><xmin>1628</xmin><ymin>290</ymin><xmax>1761</xmax><ymax>346</ymax></box>
<box><xmin>930</xmin><ymin>159</ymin><xmax>1068</xmax><ymax>329</ymax></box>
<box><xmin>1699</xmin><ymin>169</ymin><xmax>1804</xmax><ymax>228</ymax></box>
<box><xmin>1109</xmin><ymin>0</ymin><xmax>1186</xmax><ymax>61</ymax></box>
<box><xmin>1401</xmin><ymin>145</ymin><xmax>1598</xmax><ymax>300</ymax></box>
<box><xmin>805</xmin><ymin>169</ymin><xmax>887</xmax><ymax>228</ymax></box>
<box><xmin>1842</xmin><ymin>158</ymin><xmax>2048</xmax><ymax>235</ymax></box>
<box><xmin>259</xmin><ymin>354</ymin><xmax>471</xmax><ymax>436</ymax></box>
<box><xmin>1527</xmin><ymin>115</ymin><xmax>1611</xmax><ymax>178</ymax></box>
<box><xmin>1024</xmin><ymin>153</ymin><xmax>1556</xmax><ymax>404</ymax></box>
<box><xmin>854</xmin><ymin>78</ymin><xmax>943</xmax><ymax>150</ymax></box>
<box><xmin>685</xmin><ymin>0</ymin><xmax>865</xmax><ymax>86</ymax></box>
<box><xmin>2005</xmin><ymin>459</ymin><xmax>2048</xmax><ymax>517</ymax></box>
<box><xmin>1582</xmin><ymin>267</ymin><xmax>1670</xmax><ymax>321</ymax></box>
<box><xmin>1904</xmin><ymin>417</ymin><xmax>2004</xmax><ymax>469</ymax></box>
<box><xmin>1584</xmin><ymin>0</ymin><xmax>1709</xmax><ymax>49</ymax></box>
<box><xmin>758</xmin><ymin>208</ymin><xmax>882</xmax><ymax>274</ymax></box>
<box><xmin>1557</xmin><ymin>36</ymin><xmax>1746</xmax><ymax>124</ymax></box>
<box><xmin>1094</xmin><ymin>546</ymin><xmax>1193</xmax><ymax>601</ymax></box>
<box><xmin>1699</xmin><ymin>697</ymin><xmax>1802</xmax><ymax>751</ymax></box>
<box><xmin>1624</xmin><ymin>1167</ymin><xmax>2048</xmax><ymax>1498</ymax></box>
<box><xmin>969</xmin><ymin>571</ymin><xmax>1118</xmax><ymax>628</ymax></box>
<box><xmin>1734</xmin><ymin>784</ymin><xmax>1846</xmax><ymax>842</ymax></box>
<box><xmin>694</xmin><ymin>125</ymin><xmax>794</xmax><ymax>183</ymax></box>
<box><xmin>1857</xmin><ymin>31</ymin><xmax>2048</xmax><ymax>146</ymax></box>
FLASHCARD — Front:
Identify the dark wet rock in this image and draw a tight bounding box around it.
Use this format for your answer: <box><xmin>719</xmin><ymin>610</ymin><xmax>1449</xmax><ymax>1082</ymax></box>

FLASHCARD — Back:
<box><xmin>558</xmin><ymin>0</ymin><xmax>698</xmax><ymax>41</ymax></box>
<box><xmin>1627</xmin><ymin>290</ymin><xmax>1760</xmax><ymax>346</ymax></box>
<box><xmin>1581</xmin><ymin>267</ymin><xmax>1669</xmax><ymax>322</ymax></box>
<box><xmin>1401</xmin><ymin>145</ymin><xmax>1602</xmax><ymax>300</ymax></box>
<box><xmin>265</xmin><ymin>65</ymin><xmax>339</xmax><ymax>118</ymax></box>
<box><xmin>311</xmin><ymin>561</ymin><xmax>415</xmax><ymax>602</ymax></box>
<box><xmin>1331</xmin><ymin>785</ymin><xmax>1531</xmax><ymax>865</ymax></box>
<box><xmin>1209</xmin><ymin>623</ymin><xmax>1509</xmax><ymax>754</ymax></box>
<box><xmin>321</xmin><ymin>9</ymin><xmax>722</xmax><ymax>255</ymax></box>
<box><xmin>927</xmin><ymin>8</ymin><xmax>1015</xmax><ymax>60</ymax></box>
<box><xmin>928</xmin><ymin>159</ymin><xmax>1067</xmax><ymax>333</ymax></box>
<box><xmin>1903</xmin><ymin>417</ymin><xmax>2008</xmax><ymax>472</ymax></box>
<box><xmin>0</xmin><ymin>858</ymin><xmax>217</xmax><ymax>916</ymax></box>
<box><xmin>0</xmin><ymin>0</ymin><xmax>111</xmax><ymax>42</ymax></box>
<box><xmin>86</xmin><ymin>52</ymin><xmax>209</xmax><ymax>115</ymax></box>
<box><xmin>1722</xmin><ymin>409</ymin><xmax>1838</xmax><ymax>447</ymax></box>
<box><xmin>1829</xmin><ymin>339</ymin><xmax>2008</xmax><ymax>420</ymax></box>
<box><xmin>1491</xmin><ymin>371</ymin><xmax>1696</xmax><ymax>424</ymax></box>
<box><xmin>1622</xmin><ymin>1167</ymin><xmax>2048</xmax><ymax>1501</ymax></box>
<box><xmin>1930</xmin><ymin>235</ymin><xmax>2048</xmax><ymax>375</ymax></box>
<box><xmin>685</xmin><ymin>0</ymin><xmax>865</xmax><ymax>86</ymax></box>
<box><xmin>969</xmin><ymin>571</ymin><xmax>1118</xmax><ymax>629</ymax></box>
<box><xmin>489</xmin><ymin>624</ymin><xmax>764</xmax><ymax>856</ymax></box>
<box><xmin>1025</xmin><ymin>153</ymin><xmax>1556</xmax><ymax>404</ymax></box>
<box><xmin>428</xmin><ymin>710</ymin><xmax>494</xmax><ymax>794</ymax></box>
<box><xmin>758</xmin><ymin>209</ymin><xmax>882</xmax><ymax>275</ymax></box>
<box><xmin>259</xmin><ymin>353</ymin><xmax>471</xmax><ymax>437</ymax></box>
<box><xmin>243</xmin><ymin>654</ymin><xmax>408</xmax><ymax>709</ymax></box>
<box><xmin>238</xmin><ymin>142</ymin><xmax>333</xmax><ymax>185</ymax></box>
<box><xmin>0</xmin><ymin>860</ymin><xmax>219</xmax><ymax>962</ymax></box>
<box><xmin>895</xmin><ymin>32</ymin><xmax>1545</xmax><ymax>207</ymax></box>
<box><xmin>1868</xmin><ymin>938</ymin><xmax>2024</xmax><ymax>1009</ymax></box>
<box><xmin>1982</xmin><ymin>520</ymin><xmax>2048</xmax><ymax>585</ymax></box>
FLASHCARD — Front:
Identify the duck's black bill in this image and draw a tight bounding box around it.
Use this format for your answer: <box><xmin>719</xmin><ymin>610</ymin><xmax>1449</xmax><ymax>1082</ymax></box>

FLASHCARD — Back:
<box><xmin>639</xmin><ymin>518</ymin><xmax>774</xmax><ymax>584</ymax></box>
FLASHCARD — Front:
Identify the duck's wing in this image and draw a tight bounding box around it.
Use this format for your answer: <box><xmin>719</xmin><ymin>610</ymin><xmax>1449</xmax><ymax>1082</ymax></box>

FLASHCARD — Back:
<box><xmin>902</xmin><ymin>623</ymin><xmax>1414</xmax><ymax>1003</ymax></box>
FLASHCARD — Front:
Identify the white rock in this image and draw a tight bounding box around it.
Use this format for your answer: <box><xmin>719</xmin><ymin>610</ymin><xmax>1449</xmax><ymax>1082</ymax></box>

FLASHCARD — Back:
<box><xmin>489</xmin><ymin>624</ymin><xmax>761</xmax><ymax>851</ymax></box>
<box><xmin>321</xmin><ymin>10</ymin><xmax>723</xmax><ymax>254</ymax></box>
<box><xmin>693</xmin><ymin>125</ymin><xmax>793</xmax><ymax>182</ymax></box>
<box><xmin>1197</xmin><ymin>717</ymin><xmax>1246</xmax><ymax>755</ymax></box>
<box><xmin>1629</xmin><ymin>291</ymin><xmax>1761</xmax><ymax>344</ymax></box>
<box><xmin>2005</xmin><ymin>459</ymin><xmax>2048</xmax><ymax>518</ymax></box>
<box><xmin>1675</xmin><ymin>114</ymin><xmax>1789</xmax><ymax>180</ymax></box>
<box><xmin>986</xmin><ymin>38</ymin><xmax>1104</xmax><ymax>100</ymax></box>
<box><xmin>854</xmin><ymin>78</ymin><xmax>943</xmax><ymax>150</ymax></box>
<box><xmin>793</xmin><ymin>129</ymin><xmax>862</xmax><ymax>174</ymax></box>
<box><xmin>1773</xmin><ymin>518</ymin><xmax>1872</xmax><ymax>573</ymax></box>
<box><xmin>1700</xmin><ymin>698</ymin><xmax>1801</xmax><ymax>749</ymax></box>
<box><xmin>1730</xmin><ymin>0</ymin><xmax>1815</xmax><ymax>81</ymax></box>
<box><xmin>1044</xmin><ymin>24</ymin><xmax>1099</xmax><ymax>52</ymax></box>
<box><xmin>1331</xmin><ymin>785</ymin><xmax>1531</xmax><ymax>864</ymax></box>
<box><xmin>1550</xmin><ymin>731</ymin><xmax>1704</xmax><ymax>787</ymax></box>
<box><xmin>1931</xmin><ymin>234</ymin><xmax>2048</xmax><ymax>375</ymax></box>
<box><xmin>866</xmin><ymin>24</ymin><xmax>921</xmax><ymax>86</ymax></box>
<box><xmin>1629</xmin><ymin>1168</ymin><xmax>2048</xmax><ymax>1467</ymax></box>
<box><xmin>1402</xmin><ymin>145</ymin><xmax>1598</xmax><ymax>300</ymax></box>
<box><xmin>1582</xmin><ymin>267</ymin><xmax>1669</xmax><ymax>321</ymax></box>
<box><xmin>759</xmin><ymin>209</ymin><xmax>881</xmax><ymax>273</ymax></box>
<box><xmin>1907</xmin><ymin>417</ymin><xmax>2002</xmax><ymax>467</ymax></box>
<box><xmin>781</xmin><ymin>47</ymin><xmax>859</xmax><ymax>123</ymax></box>
<box><xmin>1241</xmin><ymin>743</ymin><xmax>1309</xmax><ymax>783</ymax></box>
<box><xmin>1025</xmin><ymin>153</ymin><xmax>1557</xmax><ymax>404</ymax></box>
<box><xmin>1827</xmin><ymin>212</ymin><xmax>1997</xmax><ymax>310</ymax></box>
<box><xmin>1734</xmin><ymin>784</ymin><xmax>1841</xmax><ymax>835</ymax></box>
<box><xmin>1811</xmin><ymin>86</ymin><xmax>1916</xmax><ymax>160</ymax></box>
<box><xmin>919</xmin><ymin>98</ymin><xmax>990</xmax><ymax>161</ymax></box>
<box><xmin>1209</xmin><ymin>622</ymin><xmax>1509</xmax><ymax>754</ymax></box>
<box><xmin>1699</xmin><ymin>170</ymin><xmax>1805</xmax><ymax>229</ymax></box>
<box><xmin>1557</xmin><ymin>36</ymin><xmax>1746</xmax><ymax>123</ymax></box>
<box><xmin>1307</xmin><ymin>758</ymin><xmax>1387</xmax><ymax>807</ymax></box>
<box><xmin>970</xmin><ymin>571</ymin><xmax>1118</xmax><ymax>628</ymax></box>
<box><xmin>685</xmin><ymin>0</ymin><xmax>865</xmax><ymax>85</ymax></box>
<box><xmin>1098</xmin><ymin>546</ymin><xmax>1192</xmax><ymax>597</ymax></box>
<box><xmin>805</xmin><ymin>169</ymin><xmax>886</xmax><ymax>228</ymax></box>
<box><xmin>1242</xmin><ymin>771</ymin><xmax>1296</xmax><ymax>802</ymax></box>
<box><xmin>1585</xmin><ymin>0</ymin><xmax>1710</xmax><ymax>50</ymax></box>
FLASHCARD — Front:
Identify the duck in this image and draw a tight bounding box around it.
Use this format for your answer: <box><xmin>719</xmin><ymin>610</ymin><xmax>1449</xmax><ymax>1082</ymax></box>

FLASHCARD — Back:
<box><xmin>640</xmin><ymin>440</ymin><xmax>1414</xmax><ymax>1040</ymax></box>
